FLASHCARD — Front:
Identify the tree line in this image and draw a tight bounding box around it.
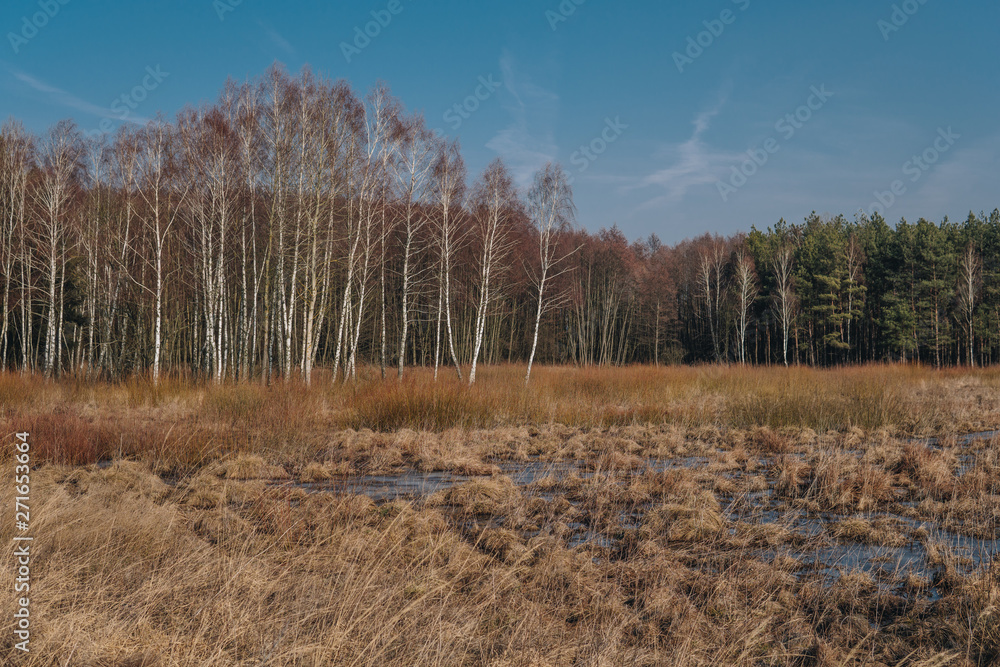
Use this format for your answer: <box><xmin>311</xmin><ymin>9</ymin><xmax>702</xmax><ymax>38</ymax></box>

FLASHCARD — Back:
<box><xmin>1</xmin><ymin>67</ymin><xmax>998</xmax><ymax>384</ymax></box>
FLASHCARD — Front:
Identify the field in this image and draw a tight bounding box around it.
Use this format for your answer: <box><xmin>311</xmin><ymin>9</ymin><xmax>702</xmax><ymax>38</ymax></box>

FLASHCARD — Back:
<box><xmin>2</xmin><ymin>365</ymin><xmax>1000</xmax><ymax>666</ymax></box>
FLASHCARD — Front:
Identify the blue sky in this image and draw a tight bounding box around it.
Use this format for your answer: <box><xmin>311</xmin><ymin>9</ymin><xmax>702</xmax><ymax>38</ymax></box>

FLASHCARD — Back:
<box><xmin>2</xmin><ymin>0</ymin><xmax>998</xmax><ymax>243</ymax></box>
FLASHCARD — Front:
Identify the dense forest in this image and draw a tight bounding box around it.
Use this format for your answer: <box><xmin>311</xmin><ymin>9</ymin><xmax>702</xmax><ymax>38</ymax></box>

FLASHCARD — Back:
<box><xmin>1</xmin><ymin>67</ymin><xmax>998</xmax><ymax>383</ymax></box>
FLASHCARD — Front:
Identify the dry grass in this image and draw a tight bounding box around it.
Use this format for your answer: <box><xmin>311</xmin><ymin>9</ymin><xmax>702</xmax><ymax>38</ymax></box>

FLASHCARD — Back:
<box><xmin>2</xmin><ymin>458</ymin><xmax>997</xmax><ymax>666</ymax></box>
<box><xmin>3</xmin><ymin>365</ymin><xmax>1000</xmax><ymax>665</ymax></box>
<box><xmin>3</xmin><ymin>364</ymin><xmax>1000</xmax><ymax>471</ymax></box>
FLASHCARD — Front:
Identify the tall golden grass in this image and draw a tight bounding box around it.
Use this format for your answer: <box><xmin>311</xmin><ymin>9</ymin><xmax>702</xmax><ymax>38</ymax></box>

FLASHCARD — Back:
<box><xmin>3</xmin><ymin>364</ymin><xmax>1000</xmax><ymax>469</ymax></box>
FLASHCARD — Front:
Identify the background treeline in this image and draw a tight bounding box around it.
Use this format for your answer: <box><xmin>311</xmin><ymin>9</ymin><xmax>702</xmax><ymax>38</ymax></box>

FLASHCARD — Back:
<box><xmin>1</xmin><ymin>67</ymin><xmax>998</xmax><ymax>384</ymax></box>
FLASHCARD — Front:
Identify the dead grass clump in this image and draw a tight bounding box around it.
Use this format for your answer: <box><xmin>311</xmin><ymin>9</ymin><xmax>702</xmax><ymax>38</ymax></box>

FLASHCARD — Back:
<box><xmin>94</xmin><ymin>460</ymin><xmax>171</xmax><ymax>501</ymax></box>
<box><xmin>178</xmin><ymin>471</ymin><xmax>261</xmax><ymax>509</ymax></box>
<box><xmin>432</xmin><ymin>476</ymin><xmax>522</xmax><ymax>516</ymax></box>
<box><xmin>747</xmin><ymin>427</ymin><xmax>792</xmax><ymax>454</ymax></box>
<box><xmin>830</xmin><ymin>517</ymin><xmax>909</xmax><ymax>547</ymax></box>
<box><xmin>775</xmin><ymin>454</ymin><xmax>812</xmax><ymax>497</ymax></box>
<box><xmin>587</xmin><ymin>450</ymin><xmax>644</xmax><ymax>472</ymax></box>
<box><xmin>963</xmin><ymin>577</ymin><xmax>1000</xmax><ymax>662</ymax></box>
<box><xmin>831</xmin><ymin>517</ymin><xmax>875</xmax><ymax>543</ymax></box>
<box><xmin>958</xmin><ymin>448</ymin><xmax>1000</xmax><ymax>497</ymax></box>
<box><xmin>338</xmin><ymin>430</ymin><xmax>408</xmax><ymax>472</ymax></box>
<box><xmin>627</xmin><ymin>469</ymin><xmax>694</xmax><ymax>501</ymax></box>
<box><xmin>299</xmin><ymin>461</ymin><xmax>335</xmax><ymax>482</ymax></box>
<box><xmin>402</xmin><ymin>429</ymin><xmax>500</xmax><ymax>475</ymax></box>
<box><xmin>215</xmin><ymin>454</ymin><xmax>290</xmax><ymax>480</ymax></box>
<box><xmin>843</xmin><ymin>426</ymin><xmax>867</xmax><ymax>448</ymax></box>
<box><xmin>733</xmin><ymin>522</ymin><xmax>793</xmax><ymax>548</ymax></box>
<box><xmin>894</xmin><ymin>444</ymin><xmax>958</xmax><ymax>499</ymax></box>
<box><xmin>809</xmin><ymin>451</ymin><xmax>864</xmax><ymax>510</ymax></box>
<box><xmin>192</xmin><ymin>506</ymin><xmax>255</xmax><ymax>546</ymax></box>
<box><xmin>744</xmin><ymin>475</ymin><xmax>769</xmax><ymax>493</ymax></box>
<box><xmin>643</xmin><ymin>491</ymin><xmax>726</xmax><ymax>542</ymax></box>
<box><xmin>848</xmin><ymin>464</ymin><xmax>897</xmax><ymax>512</ymax></box>
<box><xmin>831</xmin><ymin>570</ymin><xmax>877</xmax><ymax>607</ymax></box>
<box><xmin>477</xmin><ymin>528</ymin><xmax>529</xmax><ymax>564</ymax></box>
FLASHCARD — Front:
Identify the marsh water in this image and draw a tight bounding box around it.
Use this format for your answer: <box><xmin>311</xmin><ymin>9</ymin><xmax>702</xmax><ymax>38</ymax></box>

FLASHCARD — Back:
<box><xmin>274</xmin><ymin>431</ymin><xmax>1000</xmax><ymax>593</ymax></box>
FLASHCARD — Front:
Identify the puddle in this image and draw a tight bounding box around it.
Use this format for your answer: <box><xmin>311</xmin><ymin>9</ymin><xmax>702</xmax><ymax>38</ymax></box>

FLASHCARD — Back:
<box><xmin>81</xmin><ymin>430</ymin><xmax>999</xmax><ymax>595</ymax></box>
<box><xmin>299</xmin><ymin>471</ymin><xmax>479</xmax><ymax>502</ymax></box>
<box><xmin>499</xmin><ymin>461</ymin><xmax>584</xmax><ymax>484</ymax></box>
<box><xmin>273</xmin><ymin>448</ymin><xmax>998</xmax><ymax>588</ymax></box>
<box><xmin>913</xmin><ymin>430</ymin><xmax>1000</xmax><ymax>447</ymax></box>
<box><xmin>291</xmin><ymin>461</ymin><xmax>589</xmax><ymax>502</ymax></box>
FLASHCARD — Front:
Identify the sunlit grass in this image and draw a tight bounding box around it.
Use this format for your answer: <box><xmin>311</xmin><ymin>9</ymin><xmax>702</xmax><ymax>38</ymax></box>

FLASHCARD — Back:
<box><xmin>3</xmin><ymin>364</ymin><xmax>1000</xmax><ymax>469</ymax></box>
<box><xmin>3</xmin><ymin>364</ymin><xmax>1000</xmax><ymax>663</ymax></box>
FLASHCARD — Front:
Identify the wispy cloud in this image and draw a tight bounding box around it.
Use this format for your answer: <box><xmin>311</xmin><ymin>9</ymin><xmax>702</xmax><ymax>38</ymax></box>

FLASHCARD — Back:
<box><xmin>628</xmin><ymin>92</ymin><xmax>743</xmax><ymax>209</ymax></box>
<box><xmin>485</xmin><ymin>50</ymin><xmax>559</xmax><ymax>186</ymax></box>
<box><xmin>905</xmin><ymin>134</ymin><xmax>1000</xmax><ymax>219</ymax></box>
<box><xmin>4</xmin><ymin>63</ymin><xmax>147</xmax><ymax>124</ymax></box>
<box><xmin>257</xmin><ymin>21</ymin><xmax>296</xmax><ymax>57</ymax></box>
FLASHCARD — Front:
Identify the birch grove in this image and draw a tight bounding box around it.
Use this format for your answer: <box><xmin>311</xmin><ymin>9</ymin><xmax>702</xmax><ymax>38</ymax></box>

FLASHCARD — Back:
<box><xmin>2</xmin><ymin>69</ymin><xmax>1000</xmax><ymax>378</ymax></box>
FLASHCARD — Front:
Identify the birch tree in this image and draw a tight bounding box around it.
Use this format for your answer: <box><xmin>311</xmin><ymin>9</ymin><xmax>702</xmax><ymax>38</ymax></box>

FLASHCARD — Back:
<box><xmin>394</xmin><ymin>113</ymin><xmax>435</xmax><ymax>379</ymax></box>
<box><xmin>99</xmin><ymin>127</ymin><xmax>142</xmax><ymax>376</ymax></box>
<box><xmin>430</xmin><ymin>140</ymin><xmax>467</xmax><ymax>381</ymax></box>
<box><xmin>178</xmin><ymin>103</ymin><xmax>239</xmax><ymax>382</ymax></box>
<box><xmin>233</xmin><ymin>81</ymin><xmax>264</xmax><ymax>381</ymax></box>
<box><xmin>373</xmin><ymin>86</ymin><xmax>402</xmax><ymax>380</ymax></box>
<box><xmin>297</xmin><ymin>74</ymin><xmax>340</xmax><ymax>385</ymax></box>
<box><xmin>136</xmin><ymin>118</ymin><xmax>186</xmax><ymax>384</ymax></box>
<box><xmin>33</xmin><ymin>121</ymin><xmax>83</xmax><ymax>377</ymax></box>
<box><xmin>301</xmin><ymin>81</ymin><xmax>354</xmax><ymax>384</ymax></box>
<box><xmin>524</xmin><ymin>162</ymin><xmax>575</xmax><ymax>384</ymax></box>
<box><xmin>79</xmin><ymin>136</ymin><xmax>108</xmax><ymax>376</ymax></box>
<box><xmin>0</xmin><ymin>122</ymin><xmax>32</xmax><ymax>369</ymax></box>
<box><xmin>344</xmin><ymin>85</ymin><xmax>396</xmax><ymax>382</ymax></box>
<box><xmin>260</xmin><ymin>67</ymin><xmax>296</xmax><ymax>380</ymax></box>
<box><xmin>732</xmin><ymin>251</ymin><xmax>758</xmax><ymax>365</ymax></box>
<box><xmin>697</xmin><ymin>239</ymin><xmax>727</xmax><ymax>361</ymax></box>
<box><xmin>957</xmin><ymin>242</ymin><xmax>982</xmax><ymax>367</ymax></box>
<box><xmin>468</xmin><ymin>159</ymin><xmax>518</xmax><ymax>385</ymax></box>
<box><xmin>843</xmin><ymin>233</ymin><xmax>865</xmax><ymax>361</ymax></box>
<box><xmin>771</xmin><ymin>244</ymin><xmax>797</xmax><ymax>366</ymax></box>
<box><xmin>330</xmin><ymin>97</ymin><xmax>367</xmax><ymax>382</ymax></box>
